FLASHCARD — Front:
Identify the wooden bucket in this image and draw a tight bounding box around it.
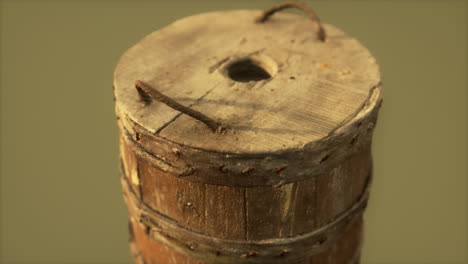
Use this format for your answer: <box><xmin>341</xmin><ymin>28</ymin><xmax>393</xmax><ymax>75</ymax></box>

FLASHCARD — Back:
<box><xmin>113</xmin><ymin>1</ymin><xmax>382</xmax><ymax>263</ymax></box>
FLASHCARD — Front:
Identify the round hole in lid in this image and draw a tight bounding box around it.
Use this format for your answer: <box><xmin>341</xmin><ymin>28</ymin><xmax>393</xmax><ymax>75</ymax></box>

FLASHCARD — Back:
<box><xmin>225</xmin><ymin>55</ymin><xmax>278</xmax><ymax>82</ymax></box>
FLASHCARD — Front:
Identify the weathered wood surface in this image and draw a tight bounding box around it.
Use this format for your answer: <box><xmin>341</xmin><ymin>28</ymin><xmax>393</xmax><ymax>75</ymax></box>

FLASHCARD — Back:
<box><xmin>114</xmin><ymin>6</ymin><xmax>382</xmax><ymax>264</ymax></box>
<box><xmin>113</xmin><ymin>10</ymin><xmax>381</xmax><ymax>154</ymax></box>
<box><xmin>119</xmin><ymin>143</ymin><xmax>371</xmax><ymax>263</ymax></box>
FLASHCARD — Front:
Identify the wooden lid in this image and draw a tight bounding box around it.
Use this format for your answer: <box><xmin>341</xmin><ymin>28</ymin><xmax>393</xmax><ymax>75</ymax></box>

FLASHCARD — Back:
<box><xmin>114</xmin><ymin>9</ymin><xmax>381</xmax><ymax>154</ymax></box>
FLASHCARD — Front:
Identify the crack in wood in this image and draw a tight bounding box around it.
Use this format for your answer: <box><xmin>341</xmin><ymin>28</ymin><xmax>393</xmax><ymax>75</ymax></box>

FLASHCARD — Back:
<box><xmin>155</xmin><ymin>82</ymin><xmax>222</xmax><ymax>135</ymax></box>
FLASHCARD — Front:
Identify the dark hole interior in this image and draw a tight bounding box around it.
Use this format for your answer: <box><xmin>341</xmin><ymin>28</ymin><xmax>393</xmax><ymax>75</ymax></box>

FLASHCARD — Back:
<box><xmin>226</xmin><ymin>59</ymin><xmax>271</xmax><ymax>82</ymax></box>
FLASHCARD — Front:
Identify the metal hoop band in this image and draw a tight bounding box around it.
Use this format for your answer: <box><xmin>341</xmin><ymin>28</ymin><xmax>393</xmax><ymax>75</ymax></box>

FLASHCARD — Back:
<box><xmin>121</xmin><ymin>165</ymin><xmax>371</xmax><ymax>263</ymax></box>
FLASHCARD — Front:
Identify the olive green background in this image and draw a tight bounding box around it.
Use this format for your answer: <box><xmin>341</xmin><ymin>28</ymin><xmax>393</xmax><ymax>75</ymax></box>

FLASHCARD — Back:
<box><xmin>0</xmin><ymin>0</ymin><xmax>466</xmax><ymax>263</ymax></box>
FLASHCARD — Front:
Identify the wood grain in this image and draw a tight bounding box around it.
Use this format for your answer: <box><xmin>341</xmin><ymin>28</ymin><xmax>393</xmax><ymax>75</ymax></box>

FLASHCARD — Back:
<box><xmin>114</xmin><ymin>7</ymin><xmax>382</xmax><ymax>264</ymax></box>
<box><xmin>114</xmin><ymin>10</ymin><xmax>381</xmax><ymax>154</ymax></box>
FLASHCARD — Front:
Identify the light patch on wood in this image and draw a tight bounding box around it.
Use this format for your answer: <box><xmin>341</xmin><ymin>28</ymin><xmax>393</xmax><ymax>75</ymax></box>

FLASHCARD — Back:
<box><xmin>119</xmin><ymin>140</ymin><xmax>131</xmax><ymax>178</ymax></box>
<box><xmin>131</xmin><ymin>168</ymin><xmax>140</xmax><ymax>186</ymax></box>
<box><xmin>279</xmin><ymin>183</ymin><xmax>298</xmax><ymax>236</ymax></box>
<box><xmin>280</xmin><ymin>184</ymin><xmax>294</xmax><ymax>219</ymax></box>
<box><xmin>120</xmin><ymin>136</ymin><xmax>140</xmax><ymax>187</ymax></box>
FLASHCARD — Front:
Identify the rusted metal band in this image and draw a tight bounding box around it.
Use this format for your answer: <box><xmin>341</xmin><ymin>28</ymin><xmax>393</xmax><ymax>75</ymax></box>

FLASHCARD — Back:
<box><xmin>122</xmin><ymin>128</ymin><xmax>188</xmax><ymax>176</ymax></box>
<box><xmin>117</xmin><ymin>86</ymin><xmax>381</xmax><ymax>187</ymax></box>
<box><xmin>121</xmin><ymin>119</ymin><xmax>377</xmax><ymax>188</ymax></box>
<box><xmin>121</xmin><ymin>166</ymin><xmax>371</xmax><ymax>263</ymax></box>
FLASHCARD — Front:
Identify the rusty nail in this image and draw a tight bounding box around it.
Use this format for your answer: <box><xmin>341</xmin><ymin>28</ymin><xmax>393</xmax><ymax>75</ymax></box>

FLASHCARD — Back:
<box><xmin>273</xmin><ymin>180</ymin><xmax>287</xmax><ymax>188</ymax></box>
<box><xmin>135</xmin><ymin>80</ymin><xmax>224</xmax><ymax>132</ymax></box>
<box><xmin>218</xmin><ymin>165</ymin><xmax>229</xmax><ymax>173</ymax></box>
<box><xmin>144</xmin><ymin>225</ymin><xmax>151</xmax><ymax>235</ymax></box>
<box><xmin>320</xmin><ymin>155</ymin><xmax>330</xmax><ymax>164</ymax></box>
<box><xmin>241</xmin><ymin>252</ymin><xmax>257</xmax><ymax>258</ymax></box>
<box><xmin>242</xmin><ymin>167</ymin><xmax>254</xmax><ymax>174</ymax></box>
<box><xmin>314</xmin><ymin>237</ymin><xmax>327</xmax><ymax>246</ymax></box>
<box><xmin>187</xmin><ymin>242</ymin><xmax>196</xmax><ymax>250</ymax></box>
<box><xmin>172</xmin><ymin>148</ymin><xmax>181</xmax><ymax>156</ymax></box>
<box><xmin>274</xmin><ymin>166</ymin><xmax>288</xmax><ymax>174</ymax></box>
<box><xmin>179</xmin><ymin>166</ymin><xmax>197</xmax><ymax>177</ymax></box>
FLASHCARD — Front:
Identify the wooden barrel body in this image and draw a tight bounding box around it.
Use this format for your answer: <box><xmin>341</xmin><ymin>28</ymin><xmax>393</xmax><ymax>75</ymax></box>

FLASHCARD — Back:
<box><xmin>113</xmin><ymin>5</ymin><xmax>382</xmax><ymax>264</ymax></box>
